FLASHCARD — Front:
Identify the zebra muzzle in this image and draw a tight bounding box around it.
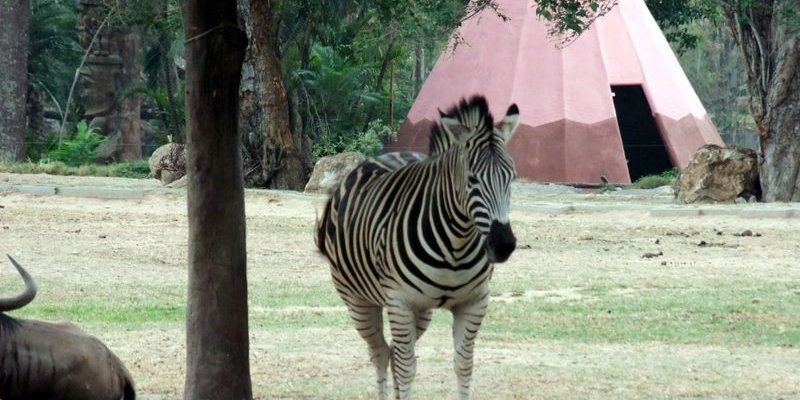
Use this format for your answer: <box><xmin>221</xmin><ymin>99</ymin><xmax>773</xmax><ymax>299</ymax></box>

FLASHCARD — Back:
<box><xmin>486</xmin><ymin>221</ymin><xmax>516</xmax><ymax>263</ymax></box>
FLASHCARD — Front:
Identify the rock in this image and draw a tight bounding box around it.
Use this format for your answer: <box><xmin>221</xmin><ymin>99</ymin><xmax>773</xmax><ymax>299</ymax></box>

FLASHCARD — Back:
<box><xmin>673</xmin><ymin>144</ymin><xmax>760</xmax><ymax>203</ymax></box>
<box><xmin>94</xmin><ymin>128</ymin><xmax>122</xmax><ymax>162</ymax></box>
<box><xmin>304</xmin><ymin>152</ymin><xmax>367</xmax><ymax>193</ymax></box>
<box><xmin>149</xmin><ymin>143</ymin><xmax>187</xmax><ymax>185</ymax></box>
<box><xmin>166</xmin><ymin>174</ymin><xmax>188</xmax><ymax>189</ymax></box>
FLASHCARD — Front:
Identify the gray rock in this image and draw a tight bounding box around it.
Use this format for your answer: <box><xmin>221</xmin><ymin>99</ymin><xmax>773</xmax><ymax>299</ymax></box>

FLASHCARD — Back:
<box><xmin>149</xmin><ymin>143</ymin><xmax>186</xmax><ymax>185</ymax></box>
<box><xmin>304</xmin><ymin>152</ymin><xmax>367</xmax><ymax>193</ymax></box>
<box><xmin>673</xmin><ymin>144</ymin><xmax>759</xmax><ymax>203</ymax></box>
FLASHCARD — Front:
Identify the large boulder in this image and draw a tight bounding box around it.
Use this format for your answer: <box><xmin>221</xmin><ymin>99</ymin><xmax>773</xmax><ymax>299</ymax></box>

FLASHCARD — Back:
<box><xmin>304</xmin><ymin>152</ymin><xmax>367</xmax><ymax>194</ymax></box>
<box><xmin>673</xmin><ymin>144</ymin><xmax>760</xmax><ymax>203</ymax></box>
<box><xmin>149</xmin><ymin>143</ymin><xmax>187</xmax><ymax>185</ymax></box>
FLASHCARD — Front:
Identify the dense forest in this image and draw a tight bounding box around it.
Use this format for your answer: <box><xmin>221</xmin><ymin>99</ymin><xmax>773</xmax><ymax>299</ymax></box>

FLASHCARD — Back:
<box><xmin>0</xmin><ymin>0</ymin><xmax>797</xmax><ymax>198</ymax></box>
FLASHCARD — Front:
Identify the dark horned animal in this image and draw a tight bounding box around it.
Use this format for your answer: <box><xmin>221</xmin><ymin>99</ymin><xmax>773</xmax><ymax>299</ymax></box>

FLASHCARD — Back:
<box><xmin>0</xmin><ymin>255</ymin><xmax>135</xmax><ymax>400</ymax></box>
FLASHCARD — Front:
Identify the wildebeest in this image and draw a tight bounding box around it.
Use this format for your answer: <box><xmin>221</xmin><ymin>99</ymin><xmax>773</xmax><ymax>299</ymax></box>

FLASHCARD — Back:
<box><xmin>0</xmin><ymin>255</ymin><xmax>135</xmax><ymax>400</ymax></box>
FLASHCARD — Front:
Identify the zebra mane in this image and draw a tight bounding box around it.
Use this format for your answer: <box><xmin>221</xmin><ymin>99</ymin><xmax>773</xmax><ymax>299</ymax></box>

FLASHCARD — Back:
<box><xmin>429</xmin><ymin>95</ymin><xmax>494</xmax><ymax>156</ymax></box>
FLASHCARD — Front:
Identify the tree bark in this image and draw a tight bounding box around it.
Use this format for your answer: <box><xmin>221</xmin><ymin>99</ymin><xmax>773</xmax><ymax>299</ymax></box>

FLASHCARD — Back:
<box><xmin>117</xmin><ymin>29</ymin><xmax>142</xmax><ymax>161</ymax></box>
<box><xmin>161</xmin><ymin>35</ymin><xmax>184</xmax><ymax>143</ymax></box>
<box><xmin>26</xmin><ymin>87</ymin><xmax>45</xmax><ymax>142</ymax></box>
<box><xmin>250</xmin><ymin>0</ymin><xmax>308</xmax><ymax>190</ymax></box>
<box><xmin>184</xmin><ymin>0</ymin><xmax>251</xmax><ymax>398</ymax></box>
<box><xmin>238</xmin><ymin>0</ymin><xmax>309</xmax><ymax>190</ymax></box>
<box><xmin>414</xmin><ymin>44</ymin><xmax>425</xmax><ymax>94</ymax></box>
<box><xmin>0</xmin><ymin>0</ymin><xmax>29</xmax><ymax>161</ymax></box>
<box><xmin>724</xmin><ymin>1</ymin><xmax>800</xmax><ymax>201</ymax></box>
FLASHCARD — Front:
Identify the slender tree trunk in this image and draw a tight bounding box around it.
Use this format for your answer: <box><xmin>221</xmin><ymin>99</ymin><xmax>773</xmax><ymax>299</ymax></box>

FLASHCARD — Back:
<box><xmin>241</xmin><ymin>0</ymin><xmax>308</xmax><ymax>190</ymax></box>
<box><xmin>161</xmin><ymin>35</ymin><xmax>184</xmax><ymax>143</ymax></box>
<box><xmin>725</xmin><ymin>2</ymin><xmax>800</xmax><ymax>201</ymax></box>
<box><xmin>183</xmin><ymin>0</ymin><xmax>251</xmax><ymax>398</ymax></box>
<box><xmin>414</xmin><ymin>44</ymin><xmax>425</xmax><ymax>94</ymax></box>
<box><xmin>0</xmin><ymin>0</ymin><xmax>29</xmax><ymax>161</ymax></box>
<box><xmin>26</xmin><ymin>87</ymin><xmax>45</xmax><ymax>141</ymax></box>
<box><xmin>300</xmin><ymin>19</ymin><xmax>313</xmax><ymax>70</ymax></box>
<box><xmin>389</xmin><ymin>61</ymin><xmax>395</xmax><ymax>130</ymax></box>
<box><xmin>118</xmin><ymin>29</ymin><xmax>142</xmax><ymax>161</ymax></box>
<box><xmin>363</xmin><ymin>37</ymin><xmax>396</xmax><ymax>129</ymax></box>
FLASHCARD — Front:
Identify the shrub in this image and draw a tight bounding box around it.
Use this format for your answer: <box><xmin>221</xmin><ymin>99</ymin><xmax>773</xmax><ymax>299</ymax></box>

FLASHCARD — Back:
<box><xmin>314</xmin><ymin>119</ymin><xmax>395</xmax><ymax>157</ymax></box>
<box><xmin>47</xmin><ymin>120</ymin><xmax>105</xmax><ymax>166</ymax></box>
<box><xmin>629</xmin><ymin>168</ymin><xmax>678</xmax><ymax>189</ymax></box>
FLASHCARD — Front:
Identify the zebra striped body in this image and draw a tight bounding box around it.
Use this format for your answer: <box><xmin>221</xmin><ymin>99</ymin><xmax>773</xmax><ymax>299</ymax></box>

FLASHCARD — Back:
<box><xmin>317</xmin><ymin>96</ymin><xmax>519</xmax><ymax>400</ymax></box>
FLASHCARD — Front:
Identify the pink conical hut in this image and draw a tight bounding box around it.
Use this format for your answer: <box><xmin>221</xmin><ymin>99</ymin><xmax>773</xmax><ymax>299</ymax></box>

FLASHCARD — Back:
<box><xmin>390</xmin><ymin>0</ymin><xmax>723</xmax><ymax>184</ymax></box>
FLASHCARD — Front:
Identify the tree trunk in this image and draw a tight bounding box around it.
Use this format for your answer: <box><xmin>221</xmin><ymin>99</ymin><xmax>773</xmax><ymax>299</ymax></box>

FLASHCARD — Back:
<box><xmin>183</xmin><ymin>0</ymin><xmax>251</xmax><ymax>399</ymax></box>
<box><xmin>0</xmin><ymin>0</ymin><xmax>29</xmax><ymax>161</ymax></box>
<box><xmin>161</xmin><ymin>35</ymin><xmax>184</xmax><ymax>143</ymax></box>
<box><xmin>117</xmin><ymin>29</ymin><xmax>142</xmax><ymax>161</ymax></box>
<box><xmin>26</xmin><ymin>87</ymin><xmax>45</xmax><ymax>142</ymax></box>
<box><xmin>414</xmin><ymin>44</ymin><xmax>425</xmax><ymax>94</ymax></box>
<box><xmin>238</xmin><ymin>0</ymin><xmax>309</xmax><ymax>190</ymax></box>
<box><xmin>250</xmin><ymin>0</ymin><xmax>308</xmax><ymax>190</ymax></box>
<box><xmin>724</xmin><ymin>2</ymin><xmax>800</xmax><ymax>201</ymax></box>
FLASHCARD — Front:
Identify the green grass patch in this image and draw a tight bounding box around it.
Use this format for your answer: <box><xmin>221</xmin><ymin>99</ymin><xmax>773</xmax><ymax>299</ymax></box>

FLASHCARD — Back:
<box><xmin>0</xmin><ymin>160</ymin><xmax>151</xmax><ymax>179</ymax></box>
<box><xmin>627</xmin><ymin>168</ymin><xmax>678</xmax><ymax>189</ymax></box>
<box><xmin>484</xmin><ymin>284</ymin><xmax>800</xmax><ymax>347</ymax></box>
<box><xmin>8</xmin><ymin>301</ymin><xmax>184</xmax><ymax>328</ymax></box>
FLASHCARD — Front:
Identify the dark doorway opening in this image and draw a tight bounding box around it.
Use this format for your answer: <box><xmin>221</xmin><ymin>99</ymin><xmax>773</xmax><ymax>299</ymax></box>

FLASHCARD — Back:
<box><xmin>611</xmin><ymin>85</ymin><xmax>673</xmax><ymax>181</ymax></box>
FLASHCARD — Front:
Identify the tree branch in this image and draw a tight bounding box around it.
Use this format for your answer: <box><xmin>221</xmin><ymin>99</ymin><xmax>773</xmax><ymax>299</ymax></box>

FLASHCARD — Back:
<box><xmin>59</xmin><ymin>2</ymin><xmax>118</xmax><ymax>143</ymax></box>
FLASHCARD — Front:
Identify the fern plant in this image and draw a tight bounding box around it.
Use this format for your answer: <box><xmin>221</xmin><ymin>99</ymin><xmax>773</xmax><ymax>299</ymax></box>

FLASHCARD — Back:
<box><xmin>47</xmin><ymin>121</ymin><xmax>105</xmax><ymax>166</ymax></box>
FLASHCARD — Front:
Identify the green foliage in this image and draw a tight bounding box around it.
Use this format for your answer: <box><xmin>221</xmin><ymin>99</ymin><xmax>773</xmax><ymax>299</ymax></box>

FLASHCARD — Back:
<box><xmin>28</xmin><ymin>0</ymin><xmax>82</xmax><ymax>115</ymax></box>
<box><xmin>534</xmin><ymin>0</ymin><xmax>619</xmax><ymax>45</ymax></box>
<box><xmin>314</xmin><ymin>119</ymin><xmax>395</xmax><ymax>157</ymax></box>
<box><xmin>24</xmin><ymin>131</ymin><xmax>60</xmax><ymax>163</ymax></box>
<box><xmin>628</xmin><ymin>169</ymin><xmax>678</xmax><ymax>189</ymax></box>
<box><xmin>297</xmin><ymin>44</ymin><xmax>385</xmax><ymax>155</ymax></box>
<box><xmin>47</xmin><ymin>121</ymin><xmax>105</xmax><ymax>166</ymax></box>
<box><xmin>0</xmin><ymin>160</ymin><xmax>151</xmax><ymax>179</ymax></box>
<box><xmin>120</xmin><ymin>82</ymin><xmax>185</xmax><ymax>143</ymax></box>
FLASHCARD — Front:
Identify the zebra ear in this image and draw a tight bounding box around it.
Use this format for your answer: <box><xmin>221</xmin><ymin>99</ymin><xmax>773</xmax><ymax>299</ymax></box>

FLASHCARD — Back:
<box><xmin>439</xmin><ymin>115</ymin><xmax>472</xmax><ymax>145</ymax></box>
<box><xmin>496</xmin><ymin>104</ymin><xmax>520</xmax><ymax>143</ymax></box>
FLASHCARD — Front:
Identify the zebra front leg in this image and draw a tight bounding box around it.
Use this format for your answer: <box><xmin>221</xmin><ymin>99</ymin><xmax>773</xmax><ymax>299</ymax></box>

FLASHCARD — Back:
<box><xmin>387</xmin><ymin>301</ymin><xmax>418</xmax><ymax>400</ymax></box>
<box><xmin>347</xmin><ymin>303</ymin><xmax>391</xmax><ymax>400</ymax></box>
<box><xmin>451</xmin><ymin>292</ymin><xmax>489</xmax><ymax>400</ymax></box>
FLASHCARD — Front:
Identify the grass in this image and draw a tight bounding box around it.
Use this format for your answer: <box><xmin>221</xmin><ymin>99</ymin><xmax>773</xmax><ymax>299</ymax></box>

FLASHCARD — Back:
<box><xmin>485</xmin><ymin>284</ymin><xmax>800</xmax><ymax>346</ymax></box>
<box><xmin>10</xmin><ymin>302</ymin><xmax>185</xmax><ymax>328</ymax></box>
<box><xmin>0</xmin><ymin>160</ymin><xmax>152</xmax><ymax>179</ymax></box>
<box><xmin>3</xmin><ymin>184</ymin><xmax>799</xmax><ymax>399</ymax></box>
<box><xmin>17</xmin><ymin>278</ymin><xmax>796</xmax><ymax>348</ymax></box>
<box><xmin>628</xmin><ymin>168</ymin><xmax>679</xmax><ymax>189</ymax></box>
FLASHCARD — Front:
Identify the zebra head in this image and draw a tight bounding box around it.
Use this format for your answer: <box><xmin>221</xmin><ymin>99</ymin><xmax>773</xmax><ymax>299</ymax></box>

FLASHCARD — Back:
<box><xmin>435</xmin><ymin>96</ymin><xmax>520</xmax><ymax>263</ymax></box>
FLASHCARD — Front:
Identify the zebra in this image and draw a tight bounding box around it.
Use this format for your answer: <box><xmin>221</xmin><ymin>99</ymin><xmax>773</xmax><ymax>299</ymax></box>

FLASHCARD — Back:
<box><xmin>316</xmin><ymin>95</ymin><xmax>519</xmax><ymax>400</ymax></box>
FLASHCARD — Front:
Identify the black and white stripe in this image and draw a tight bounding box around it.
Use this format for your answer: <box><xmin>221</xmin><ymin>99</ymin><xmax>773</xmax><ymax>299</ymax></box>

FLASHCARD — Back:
<box><xmin>317</xmin><ymin>95</ymin><xmax>520</xmax><ymax>400</ymax></box>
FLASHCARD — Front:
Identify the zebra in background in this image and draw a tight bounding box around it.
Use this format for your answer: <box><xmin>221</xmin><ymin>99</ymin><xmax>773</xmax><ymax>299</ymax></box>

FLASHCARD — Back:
<box><xmin>316</xmin><ymin>95</ymin><xmax>520</xmax><ymax>400</ymax></box>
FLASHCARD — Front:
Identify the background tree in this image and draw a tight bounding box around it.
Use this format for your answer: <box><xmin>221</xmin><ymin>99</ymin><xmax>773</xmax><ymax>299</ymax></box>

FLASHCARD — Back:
<box><xmin>0</xmin><ymin>0</ymin><xmax>30</xmax><ymax>161</ymax></box>
<box><xmin>27</xmin><ymin>0</ymin><xmax>81</xmax><ymax>140</ymax></box>
<box><xmin>535</xmin><ymin>0</ymin><xmax>800</xmax><ymax>201</ymax></box>
<box><xmin>238</xmin><ymin>0</ymin><xmax>310</xmax><ymax>189</ymax></box>
<box><xmin>183</xmin><ymin>0</ymin><xmax>251</xmax><ymax>398</ymax></box>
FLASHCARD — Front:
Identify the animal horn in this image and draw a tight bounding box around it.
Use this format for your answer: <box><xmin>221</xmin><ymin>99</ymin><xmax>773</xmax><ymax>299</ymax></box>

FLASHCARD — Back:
<box><xmin>0</xmin><ymin>255</ymin><xmax>38</xmax><ymax>312</ymax></box>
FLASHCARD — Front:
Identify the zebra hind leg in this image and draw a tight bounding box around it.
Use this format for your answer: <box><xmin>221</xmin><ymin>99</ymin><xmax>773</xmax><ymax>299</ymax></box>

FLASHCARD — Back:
<box><xmin>450</xmin><ymin>293</ymin><xmax>489</xmax><ymax>400</ymax></box>
<box><xmin>387</xmin><ymin>301</ymin><xmax>418</xmax><ymax>400</ymax></box>
<box><xmin>415</xmin><ymin>309</ymin><xmax>432</xmax><ymax>341</ymax></box>
<box><xmin>346</xmin><ymin>303</ymin><xmax>391</xmax><ymax>400</ymax></box>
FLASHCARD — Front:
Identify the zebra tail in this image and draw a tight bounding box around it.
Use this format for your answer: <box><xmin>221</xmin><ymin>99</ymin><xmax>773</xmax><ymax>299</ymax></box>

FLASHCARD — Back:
<box><xmin>315</xmin><ymin>197</ymin><xmax>333</xmax><ymax>256</ymax></box>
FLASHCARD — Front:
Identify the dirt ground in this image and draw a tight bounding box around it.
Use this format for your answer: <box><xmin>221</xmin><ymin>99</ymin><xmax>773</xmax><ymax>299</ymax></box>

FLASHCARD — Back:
<box><xmin>1</xmin><ymin>172</ymin><xmax>799</xmax><ymax>399</ymax></box>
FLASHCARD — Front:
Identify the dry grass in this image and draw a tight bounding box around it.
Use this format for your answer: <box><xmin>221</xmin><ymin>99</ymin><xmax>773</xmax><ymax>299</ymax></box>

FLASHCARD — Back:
<box><xmin>1</xmin><ymin>173</ymin><xmax>799</xmax><ymax>399</ymax></box>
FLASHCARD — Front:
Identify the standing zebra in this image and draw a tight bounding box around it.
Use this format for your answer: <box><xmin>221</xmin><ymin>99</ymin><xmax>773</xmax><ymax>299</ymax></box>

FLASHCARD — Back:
<box><xmin>316</xmin><ymin>95</ymin><xmax>519</xmax><ymax>400</ymax></box>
